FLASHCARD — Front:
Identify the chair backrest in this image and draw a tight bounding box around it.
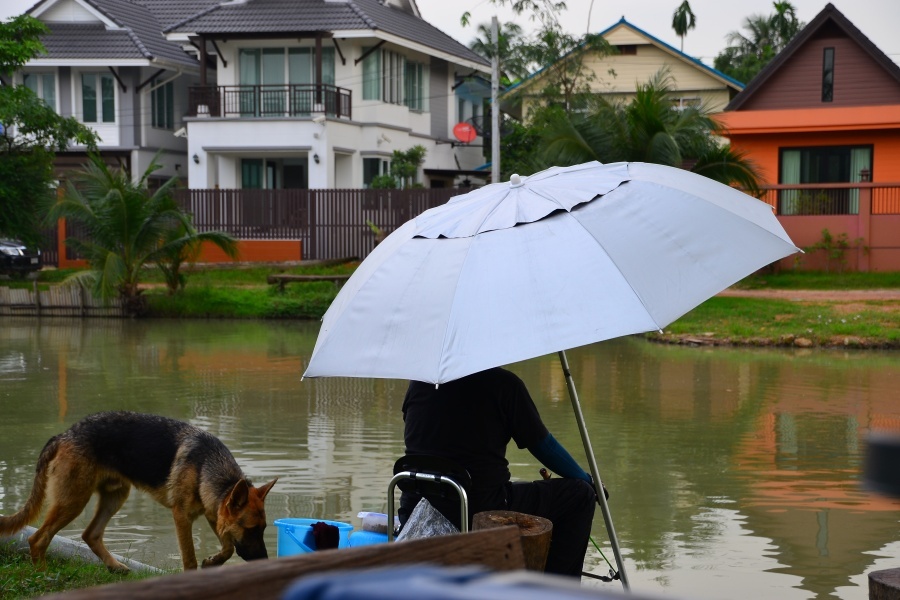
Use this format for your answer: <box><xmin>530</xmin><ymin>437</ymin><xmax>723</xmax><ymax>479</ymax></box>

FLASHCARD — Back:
<box><xmin>392</xmin><ymin>454</ymin><xmax>472</xmax><ymax>498</ymax></box>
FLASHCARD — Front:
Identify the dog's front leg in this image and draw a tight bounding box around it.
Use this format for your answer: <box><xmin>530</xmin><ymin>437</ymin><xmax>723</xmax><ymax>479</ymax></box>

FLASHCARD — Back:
<box><xmin>172</xmin><ymin>507</ymin><xmax>199</xmax><ymax>570</ymax></box>
<box><xmin>201</xmin><ymin>517</ymin><xmax>234</xmax><ymax>568</ymax></box>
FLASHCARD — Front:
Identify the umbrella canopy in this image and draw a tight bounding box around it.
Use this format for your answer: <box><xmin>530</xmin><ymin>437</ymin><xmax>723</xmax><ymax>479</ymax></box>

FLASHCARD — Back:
<box><xmin>304</xmin><ymin>161</ymin><xmax>800</xmax><ymax>384</ymax></box>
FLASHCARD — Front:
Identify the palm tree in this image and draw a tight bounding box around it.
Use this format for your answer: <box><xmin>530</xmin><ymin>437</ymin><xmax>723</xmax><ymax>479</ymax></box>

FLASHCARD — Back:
<box><xmin>714</xmin><ymin>2</ymin><xmax>803</xmax><ymax>83</ymax></box>
<box><xmin>45</xmin><ymin>154</ymin><xmax>238</xmax><ymax>314</ymax></box>
<box><xmin>671</xmin><ymin>1</ymin><xmax>697</xmax><ymax>52</ymax></box>
<box><xmin>535</xmin><ymin>69</ymin><xmax>761</xmax><ymax>192</ymax></box>
<box><xmin>770</xmin><ymin>1</ymin><xmax>802</xmax><ymax>48</ymax></box>
<box><xmin>468</xmin><ymin>21</ymin><xmax>529</xmax><ymax>83</ymax></box>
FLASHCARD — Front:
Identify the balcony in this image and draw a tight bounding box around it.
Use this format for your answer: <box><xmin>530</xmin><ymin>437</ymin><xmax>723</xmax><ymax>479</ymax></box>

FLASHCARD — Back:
<box><xmin>187</xmin><ymin>84</ymin><xmax>351</xmax><ymax>119</ymax></box>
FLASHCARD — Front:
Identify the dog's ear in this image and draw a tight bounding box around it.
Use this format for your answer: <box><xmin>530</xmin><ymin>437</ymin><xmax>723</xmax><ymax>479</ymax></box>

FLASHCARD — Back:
<box><xmin>226</xmin><ymin>479</ymin><xmax>250</xmax><ymax>512</ymax></box>
<box><xmin>256</xmin><ymin>478</ymin><xmax>278</xmax><ymax>501</ymax></box>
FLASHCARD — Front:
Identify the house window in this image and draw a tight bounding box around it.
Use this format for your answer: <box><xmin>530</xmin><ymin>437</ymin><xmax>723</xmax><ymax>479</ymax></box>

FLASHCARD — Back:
<box><xmin>242</xmin><ymin>159</ymin><xmax>264</xmax><ymax>189</ymax></box>
<box><xmin>239</xmin><ymin>46</ymin><xmax>336</xmax><ymax>115</ymax></box>
<box><xmin>363</xmin><ymin>157</ymin><xmax>389</xmax><ymax>188</ymax></box>
<box><xmin>404</xmin><ymin>61</ymin><xmax>429</xmax><ymax>112</ymax></box>
<box><xmin>671</xmin><ymin>97</ymin><xmax>701</xmax><ymax>111</ymax></box>
<box><xmin>383</xmin><ymin>49</ymin><xmax>405</xmax><ymax>105</ymax></box>
<box><xmin>22</xmin><ymin>72</ymin><xmax>56</xmax><ymax>109</ymax></box>
<box><xmin>362</xmin><ymin>47</ymin><xmax>381</xmax><ymax>100</ymax></box>
<box><xmin>779</xmin><ymin>145</ymin><xmax>871</xmax><ymax>215</ymax></box>
<box><xmin>615</xmin><ymin>45</ymin><xmax>638</xmax><ymax>55</ymax></box>
<box><xmin>151</xmin><ymin>79</ymin><xmax>175</xmax><ymax>130</ymax></box>
<box><xmin>822</xmin><ymin>47</ymin><xmax>834</xmax><ymax>102</ymax></box>
<box><xmin>81</xmin><ymin>72</ymin><xmax>115</xmax><ymax>123</ymax></box>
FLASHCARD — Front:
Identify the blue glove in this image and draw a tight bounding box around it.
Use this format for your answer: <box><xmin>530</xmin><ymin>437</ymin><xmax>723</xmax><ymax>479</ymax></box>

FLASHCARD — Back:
<box><xmin>527</xmin><ymin>433</ymin><xmax>591</xmax><ymax>482</ymax></box>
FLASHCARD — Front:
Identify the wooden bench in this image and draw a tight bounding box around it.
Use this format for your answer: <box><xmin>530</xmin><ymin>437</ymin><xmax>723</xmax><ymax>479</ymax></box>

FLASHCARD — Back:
<box><xmin>47</xmin><ymin>526</ymin><xmax>524</xmax><ymax>600</ymax></box>
<box><xmin>267</xmin><ymin>274</ymin><xmax>351</xmax><ymax>292</ymax></box>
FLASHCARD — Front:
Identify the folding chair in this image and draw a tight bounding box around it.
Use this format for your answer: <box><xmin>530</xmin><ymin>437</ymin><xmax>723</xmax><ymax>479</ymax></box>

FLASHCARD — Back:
<box><xmin>387</xmin><ymin>454</ymin><xmax>472</xmax><ymax>541</ymax></box>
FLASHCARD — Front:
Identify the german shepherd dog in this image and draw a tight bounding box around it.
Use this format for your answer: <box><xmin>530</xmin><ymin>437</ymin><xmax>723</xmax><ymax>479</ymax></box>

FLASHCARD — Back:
<box><xmin>0</xmin><ymin>411</ymin><xmax>277</xmax><ymax>572</ymax></box>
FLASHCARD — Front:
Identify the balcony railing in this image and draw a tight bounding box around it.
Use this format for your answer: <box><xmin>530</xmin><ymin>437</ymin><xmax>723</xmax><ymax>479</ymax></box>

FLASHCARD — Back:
<box><xmin>757</xmin><ymin>183</ymin><xmax>900</xmax><ymax>216</ymax></box>
<box><xmin>187</xmin><ymin>84</ymin><xmax>352</xmax><ymax>119</ymax></box>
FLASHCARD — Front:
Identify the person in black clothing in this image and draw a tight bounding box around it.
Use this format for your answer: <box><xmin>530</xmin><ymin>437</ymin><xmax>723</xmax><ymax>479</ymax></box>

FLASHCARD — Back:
<box><xmin>400</xmin><ymin>367</ymin><xmax>598</xmax><ymax>577</ymax></box>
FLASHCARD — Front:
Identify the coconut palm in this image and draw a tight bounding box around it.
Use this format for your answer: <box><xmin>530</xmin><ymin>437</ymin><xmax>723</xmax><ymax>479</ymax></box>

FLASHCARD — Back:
<box><xmin>672</xmin><ymin>1</ymin><xmax>697</xmax><ymax>52</ymax></box>
<box><xmin>771</xmin><ymin>1</ymin><xmax>802</xmax><ymax>48</ymax></box>
<box><xmin>535</xmin><ymin>69</ymin><xmax>761</xmax><ymax>192</ymax></box>
<box><xmin>468</xmin><ymin>21</ymin><xmax>530</xmax><ymax>83</ymax></box>
<box><xmin>714</xmin><ymin>2</ymin><xmax>803</xmax><ymax>83</ymax></box>
<box><xmin>45</xmin><ymin>154</ymin><xmax>237</xmax><ymax>313</ymax></box>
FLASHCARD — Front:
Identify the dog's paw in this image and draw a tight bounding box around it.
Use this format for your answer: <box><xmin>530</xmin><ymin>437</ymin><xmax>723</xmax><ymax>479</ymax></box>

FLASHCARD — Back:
<box><xmin>107</xmin><ymin>562</ymin><xmax>131</xmax><ymax>575</ymax></box>
<box><xmin>201</xmin><ymin>555</ymin><xmax>225</xmax><ymax>568</ymax></box>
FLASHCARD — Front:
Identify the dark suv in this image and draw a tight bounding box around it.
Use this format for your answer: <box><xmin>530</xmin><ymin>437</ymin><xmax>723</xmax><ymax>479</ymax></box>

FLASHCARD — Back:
<box><xmin>0</xmin><ymin>238</ymin><xmax>43</xmax><ymax>278</ymax></box>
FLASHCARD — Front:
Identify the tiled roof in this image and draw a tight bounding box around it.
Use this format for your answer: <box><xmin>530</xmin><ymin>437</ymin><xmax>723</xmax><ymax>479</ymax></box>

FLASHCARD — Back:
<box><xmin>31</xmin><ymin>0</ymin><xmax>200</xmax><ymax>68</ymax></box>
<box><xmin>40</xmin><ymin>23</ymin><xmax>147</xmax><ymax>59</ymax></box>
<box><xmin>165</xmin><ymin>0</ymin><xmax>488</xmax><ymax>67</ymax></box>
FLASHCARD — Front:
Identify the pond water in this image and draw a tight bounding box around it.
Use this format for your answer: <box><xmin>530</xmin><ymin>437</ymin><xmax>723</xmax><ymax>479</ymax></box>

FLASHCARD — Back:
<box><xmin>1</xmin><ymin>318</ymin><xmax>899</xmax><ymax>599</ymax></box>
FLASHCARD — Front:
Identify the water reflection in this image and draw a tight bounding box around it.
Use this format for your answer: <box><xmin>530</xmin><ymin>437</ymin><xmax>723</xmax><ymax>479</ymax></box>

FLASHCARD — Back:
<box><xmin>0</xmin><ymin>318</ymin><xmax>898</xmax><ymax>598</ymax></box>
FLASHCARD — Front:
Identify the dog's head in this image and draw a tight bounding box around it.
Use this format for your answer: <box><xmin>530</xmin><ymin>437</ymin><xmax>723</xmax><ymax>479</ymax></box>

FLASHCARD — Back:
<box><xmin>219</xmin><ymin>477</ymin><xmax>277</xmax><ymax>561</ymax></box>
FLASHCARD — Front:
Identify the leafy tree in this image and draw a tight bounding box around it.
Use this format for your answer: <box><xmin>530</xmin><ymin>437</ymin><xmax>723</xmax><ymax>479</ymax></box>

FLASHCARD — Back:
<box><xmin>672</xmin><ymin>1</ymin><xmax>697</xmax><ymax>52</ymax></box>
<box><xmin>0</xmin><ymin>15</ymin><xmax>97</xmax><ymax>246</ymax></box>
<box><xmin>533</xmin><ymin>69</ymin><xmax>762</xmax><ymax>191</ymax></box>
<box><xmin>463</xmin><ymin>0</ymin><xmax>610</xmax><ymax>117</ymax></box>
<box><xmin>468</xmin><ymin>21</ymin><xmax>530</xmax><ymax>84</ymax></box>
<box><xmin>521</xmin><ymin>25</ymin><xmax>609</xmax><ymax>115</ymax></box>
<box><xmin>713</xmin><ymin>1</ymin><xmax>803</xmax><ymax>84</ymax></box>
<box><xmin>379</xmin><ymin>145</ymin><xmax>427</xmax><ymax>189</ymax></box>
<box><xmin>45</xmin><ymin>155</ymin><xmax>237</xmax><ymax>313</ymax></box>
<box><xmin>498</xmin><ymin>106</ymin><xmax>560</xmax><ymax>179</ymax></box>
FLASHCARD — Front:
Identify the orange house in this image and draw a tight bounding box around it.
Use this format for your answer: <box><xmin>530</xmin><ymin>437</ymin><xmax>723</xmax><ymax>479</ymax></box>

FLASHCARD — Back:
<box><xmin>717</xmin><ymin>3</ymin><xmax>900</xmax><ymax>272</ymax></box>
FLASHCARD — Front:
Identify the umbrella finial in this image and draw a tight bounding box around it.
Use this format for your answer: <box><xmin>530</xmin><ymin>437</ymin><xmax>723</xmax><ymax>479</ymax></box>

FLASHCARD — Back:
<box><xmin>510</xmin><ymin>174</ymin><xmax>524</xmax><ymax>188</ymax></box>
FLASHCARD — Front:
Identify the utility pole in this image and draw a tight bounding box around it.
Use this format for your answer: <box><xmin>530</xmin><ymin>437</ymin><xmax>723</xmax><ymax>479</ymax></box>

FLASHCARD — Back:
<box><xmin>491</xmin><ymin>15</ymin><xmax>500</xmax><ymax>184</ymax></box>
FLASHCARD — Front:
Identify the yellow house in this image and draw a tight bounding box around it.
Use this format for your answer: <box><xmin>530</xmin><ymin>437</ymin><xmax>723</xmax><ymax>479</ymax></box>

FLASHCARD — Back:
<box><xmin>503</xmin><ymin>17</ymin><xmax>744</xmax><ymax>120</ymax></box>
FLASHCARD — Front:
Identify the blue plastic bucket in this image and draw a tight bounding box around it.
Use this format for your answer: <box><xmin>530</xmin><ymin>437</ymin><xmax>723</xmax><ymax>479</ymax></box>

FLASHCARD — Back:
<box><xmin>274</xmin><ymin>518</ymin><xmax>354</xmax><ymax>557</ymax></box>
<box><xmin>348</xmin><ymin>530</ymin><xmax>389</xmax><ymax>547</ymax></box>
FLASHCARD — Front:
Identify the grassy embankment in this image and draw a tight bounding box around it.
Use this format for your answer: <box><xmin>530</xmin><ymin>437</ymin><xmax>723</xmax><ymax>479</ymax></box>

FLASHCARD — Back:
<box><xmin>6</xmin><ymin>265</ymin><xmax>900</xmax><ymax>347</ymax></box>
<box><xmin>651</xmin><ymin>271</ymin><xmax>900</xmax><ymax>348</ymax></box>
<box><xmin>0</xmin><ymin>543</ymin><xmax>162</xmax><ymax>599</ymax></box>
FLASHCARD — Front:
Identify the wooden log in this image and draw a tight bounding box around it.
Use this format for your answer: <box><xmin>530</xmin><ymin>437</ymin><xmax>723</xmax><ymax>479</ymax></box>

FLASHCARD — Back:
<box><xmin>45</xmin><ymin>525</ymin><xmax>525</xmax><ymax>600</ymax></box>
<box><xmin>266</xmin><ymin>274</ymin><xmax>351</xmax><ymax>291</ymax></box>
<box><xmin>473</xmin><ymin>510</ymin><xmax>552</xmax><ymax>572</ymax></box>
<box><xmin>871</xmin><ymin>568</ymin><xmax>900</xmax><ymax>600</ymax></box>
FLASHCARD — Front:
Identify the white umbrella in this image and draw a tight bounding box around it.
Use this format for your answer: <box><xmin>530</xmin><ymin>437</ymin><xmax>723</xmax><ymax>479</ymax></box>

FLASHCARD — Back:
<box><xmin>303</xmin><ymin>161</ymin><xmax>801</xmax><ymax>588</ymax></box>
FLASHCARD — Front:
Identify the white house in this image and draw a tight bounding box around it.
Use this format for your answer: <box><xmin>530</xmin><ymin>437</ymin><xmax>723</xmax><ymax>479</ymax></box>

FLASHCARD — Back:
<box><xmin>12</xmin><ymin>0</ymin><xmax>492</xmax><ymax>190</ymax></box>
<box><xmin>12</xmin><ymin>0</ymin><xmax>212</xmax><ymax>185</ymax></box>
<box><xmin>162</xmin><ymin>0</ymin><xmax>492</xmax><ymax>190</ymax></box>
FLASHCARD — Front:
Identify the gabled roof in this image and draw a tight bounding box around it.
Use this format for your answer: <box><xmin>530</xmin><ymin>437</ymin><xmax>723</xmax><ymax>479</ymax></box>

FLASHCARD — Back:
<box><xmin>726</xmin><ymin>3</ymin><xmax>900</xmax><ymax>111</ymax></box>
<box><xmin>163</xmin><ymin>0</ymin><xmax>488</xmax><ymax>70</ymax></box>
<box><xmin>506</xmin><ymin>17</ymin><xmax>742</xmax><ymax>95</ymax></box>
<box><xmin>27</xmin><ymin>0</ymin><xmax>200</xmax><ymax>69</ymax></box>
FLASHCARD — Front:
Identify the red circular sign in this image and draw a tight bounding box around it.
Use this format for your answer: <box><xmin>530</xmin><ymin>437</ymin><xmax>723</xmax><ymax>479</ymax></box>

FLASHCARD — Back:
<box><xmin>453</xmin><ymin>122</ymin><xmax>477</xmax><ymax>144</ymax></box>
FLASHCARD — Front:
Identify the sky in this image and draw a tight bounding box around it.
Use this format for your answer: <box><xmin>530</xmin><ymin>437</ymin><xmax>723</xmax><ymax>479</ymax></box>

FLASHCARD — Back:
<box><xmin>1</xmin><ymin>0</ymin><xmax>897</xmax><ymax>67</ymax></box>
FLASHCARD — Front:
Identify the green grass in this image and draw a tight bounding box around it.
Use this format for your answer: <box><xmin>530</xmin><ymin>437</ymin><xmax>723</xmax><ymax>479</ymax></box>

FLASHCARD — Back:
<box><xmin>6</xmin><ymin>266</ymin><xmax>900</xmax><ymax>346</ymax></box>
<box><xmin>146</xmin><ymin>282</ymin><xmax>336</xmax><ymax>319</ymax></box>
<box><xmin>656</xmin><ymin>296</ymin><xmax>900</xmax><ymax>347</ymax></box>
<box><xmin>0</xmin><ymin>543</ymin><xmax>162</xmax><ymax>599</ymax></box>
<box><xmin>735</xmin><ymin>270</ymin><xmax>900</xmax><ymax>290</ymax></box>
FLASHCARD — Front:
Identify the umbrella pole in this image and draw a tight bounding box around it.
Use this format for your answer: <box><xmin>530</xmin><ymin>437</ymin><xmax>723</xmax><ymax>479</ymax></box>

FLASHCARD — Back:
<box><xmin>558</xmin><ymin>350</ymin><xmax>630</xmax><ymax>590</ymax></box>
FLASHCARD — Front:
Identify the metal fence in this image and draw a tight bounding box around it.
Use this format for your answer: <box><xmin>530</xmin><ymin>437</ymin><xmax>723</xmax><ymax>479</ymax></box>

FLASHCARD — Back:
<box><xmin>187</xmin><ymin>84</ymin><xmax>352</xmax><ymax>119</ymax></box>
<box><xmin>173</xmin><ymin>188</ymin><xmax>465</xmax><ymax>261</ymax></box>
<box><xmin>757</xmin><ymin>184</ymin><xmax>900</xmax><ymax>215</ymax></box>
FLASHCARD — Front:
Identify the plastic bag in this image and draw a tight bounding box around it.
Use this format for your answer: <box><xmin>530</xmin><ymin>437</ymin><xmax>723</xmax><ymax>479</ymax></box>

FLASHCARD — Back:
<box><xmin>395</xmin><ymin>498</ymin><xmax>459</xmax><ymax>542</ymax></box>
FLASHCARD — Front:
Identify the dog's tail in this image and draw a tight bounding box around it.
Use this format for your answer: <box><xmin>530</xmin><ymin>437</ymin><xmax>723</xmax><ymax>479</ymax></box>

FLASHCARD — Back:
<box><xmin>0</xmin><ymin>435</ymin><xmax>61</xmax><ymax>536</ymax></box>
